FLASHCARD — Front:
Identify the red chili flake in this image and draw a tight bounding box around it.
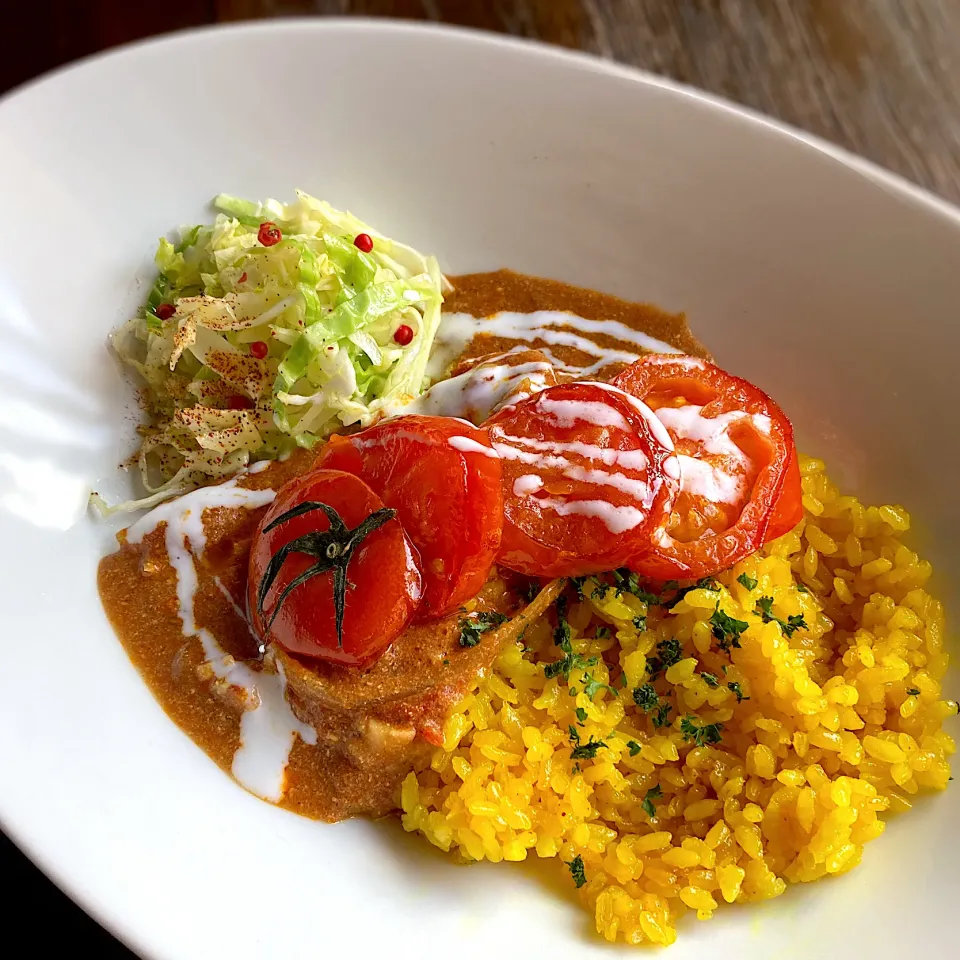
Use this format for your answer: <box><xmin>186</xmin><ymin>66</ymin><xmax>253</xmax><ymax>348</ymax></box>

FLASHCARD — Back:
<box><xmin>249</xmin><ymin>340</ymin><xmax>269</xmax><ymax>360</ymax></box>
<box><xmin>227</xmin><ymin>395</ymin><xmax>254</xmax><ymax>410</ymax></box>
<box><xmin>238</xmin><ymin>272</ymin><xmax>248</xmax><ymax>284</ymax></box>
<box><xmin>393</xmin><ymin>324</ymin><xmax>414</xmax><ymax>346</ymax></box>
<box><xmin>353</xmin><ymin>232</ymin><xmax>374</xmax><ymax>253</ymax></box>
<box><xmin>258</xmin><ymin>222</ymin><xmax>282</xmax><ymax>246</ymax></box>
<box><xmin>155</xmin><ymin>303</ymin><xmax>175</xmax><ymax>321</ymax></box>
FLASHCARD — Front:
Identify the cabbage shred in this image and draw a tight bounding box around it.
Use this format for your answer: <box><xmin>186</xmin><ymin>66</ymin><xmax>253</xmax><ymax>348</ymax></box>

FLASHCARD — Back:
<box><xmin>106</xmin><ymin>191</ymin><xmax>446</xmax><ymax>512</ymax></box>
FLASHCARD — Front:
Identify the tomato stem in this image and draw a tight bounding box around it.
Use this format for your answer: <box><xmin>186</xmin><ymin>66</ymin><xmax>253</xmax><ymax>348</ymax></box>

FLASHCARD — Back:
<box><xmin>256</xmin><ymin>500</ymin><xmax>396</xmax><ymax>648</ymax></box>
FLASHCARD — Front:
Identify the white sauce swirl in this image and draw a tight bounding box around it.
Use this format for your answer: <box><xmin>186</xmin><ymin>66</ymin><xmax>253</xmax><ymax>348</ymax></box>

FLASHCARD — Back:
<box><xmin>127</xmin><ymin>473</ymin><xmax>317</xmax><ymax>802</ymax></box>
<box><xmin>655</xmin><ymin>405</ymin><xmax>772</xmax><ymax>505</ymax></box>
<box><xmin>428</xmin><ymin>310</ymin><xmax>683</xmax><ymax>379</ymax></box>
<box><xmin>448</xmin><ymin>435</ymin><xmax>500</xmax><ymax>458</ymax></box>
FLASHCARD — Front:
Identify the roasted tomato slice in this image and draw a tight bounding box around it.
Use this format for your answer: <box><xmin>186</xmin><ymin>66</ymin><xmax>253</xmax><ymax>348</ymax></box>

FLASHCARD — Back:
<box><xmin>486</xmin><ymin>381</ymin><xmax>679</xmax><ymax>577</ymax></box>
<box><xmin>611</xmin><ymin>355</ymin><xmax>802</xmax><ymax>579</ymax></box>
<box><xmin>765</xmin><ymin>446</ymin><xmax>803</xmax><ymax>541</ymax></box>
<box><xmin>315</xmin><ymin>415</ymin><xmax>503</xmax><ymax>620</ymax></box>
<box><xmin>248</xmin><ymin>469</ymin><xmax>422</xmax><ymax>667</ymax></box>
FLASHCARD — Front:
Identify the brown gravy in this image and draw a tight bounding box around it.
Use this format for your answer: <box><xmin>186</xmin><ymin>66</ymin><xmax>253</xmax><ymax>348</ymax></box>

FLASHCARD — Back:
<box><xmin>97</xmin><ymin>270</ymin><xmax>705</xmax><ymax>822</ymax></box>
<box><xmin>442</xmin><ymin>270</ymin><xmax>707</xmax><ymax>373</ymax></box>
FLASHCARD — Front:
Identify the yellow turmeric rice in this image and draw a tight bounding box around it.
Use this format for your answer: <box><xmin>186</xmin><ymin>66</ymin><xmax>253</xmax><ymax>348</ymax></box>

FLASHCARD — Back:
<box><xmin>400</xmin><ymin>454</ymin><xmax>957</xmax><ymax>945</ymax></box>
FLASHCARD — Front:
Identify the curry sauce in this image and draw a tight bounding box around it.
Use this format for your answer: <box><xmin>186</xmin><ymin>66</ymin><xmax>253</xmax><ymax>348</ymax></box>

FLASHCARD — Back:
<box><xmin>97</xmin><ymin>271</ymin><xmax>705</xmax><ymax>821</ymax></box>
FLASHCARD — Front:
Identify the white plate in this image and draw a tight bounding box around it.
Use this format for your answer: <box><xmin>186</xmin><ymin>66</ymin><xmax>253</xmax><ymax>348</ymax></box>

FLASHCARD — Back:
<box><xmin>0</xmin><ymin>19</ymin><xmax>957</xmax><ymax>960</ymax></box>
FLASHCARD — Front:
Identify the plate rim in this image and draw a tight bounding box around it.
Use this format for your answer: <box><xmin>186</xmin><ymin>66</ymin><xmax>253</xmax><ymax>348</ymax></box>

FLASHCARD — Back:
<box><xmin>4</xmin><ymin>15</ymin><xmax>960</xmax><ymax>232</ymax></box>
<box><xmin>2</xmin><ymin>16</ymin><xmax>959</xmax><ymax>960</ymax></box>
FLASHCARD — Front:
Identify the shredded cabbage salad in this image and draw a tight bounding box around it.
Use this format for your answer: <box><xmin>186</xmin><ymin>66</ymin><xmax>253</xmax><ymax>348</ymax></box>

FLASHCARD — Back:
<box><xmin>103</xmin><ymin>191</ymin><xmax>447</xmax><ymax>512</ymax></box>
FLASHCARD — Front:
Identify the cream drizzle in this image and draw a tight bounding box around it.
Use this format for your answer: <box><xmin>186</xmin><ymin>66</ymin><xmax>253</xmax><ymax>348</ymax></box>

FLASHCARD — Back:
<box><xmin>392</xmin><ymin>358</ymin><xmax>555</xmax><ymax>422</ymax></box>
<box><xmin>654</xmin><ymin>405</ymin><xmax>772</xmax><ymax>505</ymax></box>
<box><xmin>495</xmin><ymin>433</ymin><xmax>650</xmax><ymax>471</ymax></box>
<box><xmin>493</xmin><ymin>442</ymin><xmax>653</xmax><ymax>530</ymax></box>
<box><xmin>490</xmin><ymin>384</ymin><xmax>678</xmax><ymax>533</ymax></box>
<box><xmin>448</xmin><ymin>435</ymin><xmax>500</xmax><ymax>458</ymax></box>
<box><xmin>655</xmin><ymin>405</ymin><xmax>772</xmax><ymax>454</ymax></box>
<box><xmin>537</xmin><ymin>396</ymin><xmax>632</xmax><ymax>430</ymax></box>
<box><xmin>127</xmin><ymin>473</ymin><xmax>317</xmax><ymax>802</ymax></box>
<box><xmin>534</xmin><ymin>497</ymin><xmax>648</xmax><ymax>535</ymax></box>
<box><xmin>429</xmin><ymin>310</ymin><xmax>683</xmax><ymax>379</ymax></box>
<box><xmin>513</xmin><ymin>474</ymin><xmax>545</xmax><ymax>496</ymax></box>
<box><xmin>562</xmin><ymin>464</ymin><xmax>651</xmax><ymax>505</ymax></box>
<box><xmin>676</xmin><ymin>454</ymin><xmax>744</xmax><ymax>504</ymax></box>
<box><xmin>591</xmin><ymin>382</ymin><xmax>677</xmax><ymax>455</ymax></box>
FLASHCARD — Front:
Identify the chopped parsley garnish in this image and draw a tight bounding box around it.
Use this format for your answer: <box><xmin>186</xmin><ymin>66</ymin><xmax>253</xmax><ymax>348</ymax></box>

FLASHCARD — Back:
<box><xmin>606</xmin><ymin>567</ymin><xmax>661</xmax><ymax>604</ymax></box>
<box><xmin>544</xmin><ymin>595</ymin><xmax>604</xmax><ymax>685</ymax></box>
<box><xmin>523</xmin><ymin>580</ymin><xmax>541</xmax><ymax>603</ymax></box>
<box><xmin>552</xmin><ymin>597</ymin><xmax>573</xmax><ymax>651</ymax></box>
<box><xmin>591</xmin><ymin>582</ymin><xmax>609</xmax><ymax>600</ymax></box>
<box><xmin>635</xmin><ymin>688</ymin><xmax>674</xmax><ymax>729</ymax></box>
<box><xmin>659</xmin><ymin>636</ymin><xmax>683</xmax><ymax>666</ymax></box>
<box><xmin>571</xmin><ymin>739</ymin><xmax>607</xmax><ymax>760</ymax></box>
<box><xmin>632</xmin><ymin>614</ymin><xmax>647</xmax><ymax>632</ymax></box>
<box><xmin>633</xmin><ymin>683</ymin><xmax>660</xmax><ymax>712</ymax></box>
<box><xmin>575</xmin><ymin>707</ymin><xmax>588</xmax><ymax>723</ymax></box>
<box><xmin>756</xmin><ymin>596</ymin><xmax>807</xmax><ymax>637</ymax></box>
<box><xmin>458</xmin><ymin>611</ymin><xmax>509</xmax><ymax>647</ymax></box>
<box><xmin>627</xmin><ymin>740</ymin><xmax>642</xmax><ymax>757</ymax></box>
<box><xmin>701</xmin><ymin>672</ymin><xmax>720</xmax><ymax>688</ymax></box>
<box><xmin>662</xmin><ymin>576</ymin><xmax>720</xmax><ymax>609</ymax></box>
<box><xmin>727</xmin><ymin>681</ymin><xmax>749</xmax><ymax>703</ymax></box>
<box><xmin>679</xmin><ymin>715</ymin><xmax>724</xmax><ymax>748</ymax></box>
<box><xmin>583</xmin><ymin>672</ymin><xmax>618</xmax><ymax>699</ymax></box>
<box><xmin>544</xmin><ymin>650</ymin><xmax>598</xmax><ymax>681</ymax></box>
<box><xmin>612</xmin><ymin>567</ymin><xmax>638</xmax><ymax>597</ymax></box>
<box><xmin>641</xmin><ymin>784</ymin><xmax>663</xmax><ymax>818</ymax></box>
<box><xmin>566</xmin><ymin>854</ymin><xmax>587</xmax><ymax>888</ymax></box>
<box><xmin>570</xmin><ymin>576</ymin><xmax>589</xmax><ymax>600</ymax></box>
<box><xmin>652</xmin><ymin>702</ymin><xmax>673</xmax><ymax>728</ymax></box>
<box><xmin>797</xmin><ymin>583</ymin><xmax>810</xmax><ymax>594</ymax></box>
<box><xmin>595</xmin><ymin>626</ymin><xmax>611</xmax><ymax>640</ymax></box>
<box><xmin>737</xmin><ymin>573</ymin><xmax>758</xmax><ymax>591</ymax></box>
<box><xmin>709</xmin><ymin>605</ymin><xmax>749</xmax><ymax>652</ymax></box>
<box><xmin>645</xmin><ymin>636</ymin><xmax>683</xmax><ymax>679</ymax></box>
<box><xmin>442</xmin><ymin>659</ymin><xmax>450</xmax><ymax>666</ymax></box>
<box><xmin>907</xmin><ymin>687</ymin><xmax>921</xmax><ymax>696</ymax></box>
<box><xmin>568</xmin><ymin>726</ymin><xmax>607</xmax><ymax>760</ymax></box>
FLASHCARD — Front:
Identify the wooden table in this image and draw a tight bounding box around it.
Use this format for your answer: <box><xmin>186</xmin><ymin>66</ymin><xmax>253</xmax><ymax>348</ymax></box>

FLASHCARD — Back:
<box><xmin>230</xmin><ymin>0</ymin><xmax>960</xmax><ymax>204</ymax></box>
<box><xmin>2</xmin><ymin>2</ymin><xmax>958</xmax><ymax>956</ymax></box>
<box><xmin>5</xmin><ymin>1</ymin><xmax>960</xmax><ymax>202</ymax></box>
